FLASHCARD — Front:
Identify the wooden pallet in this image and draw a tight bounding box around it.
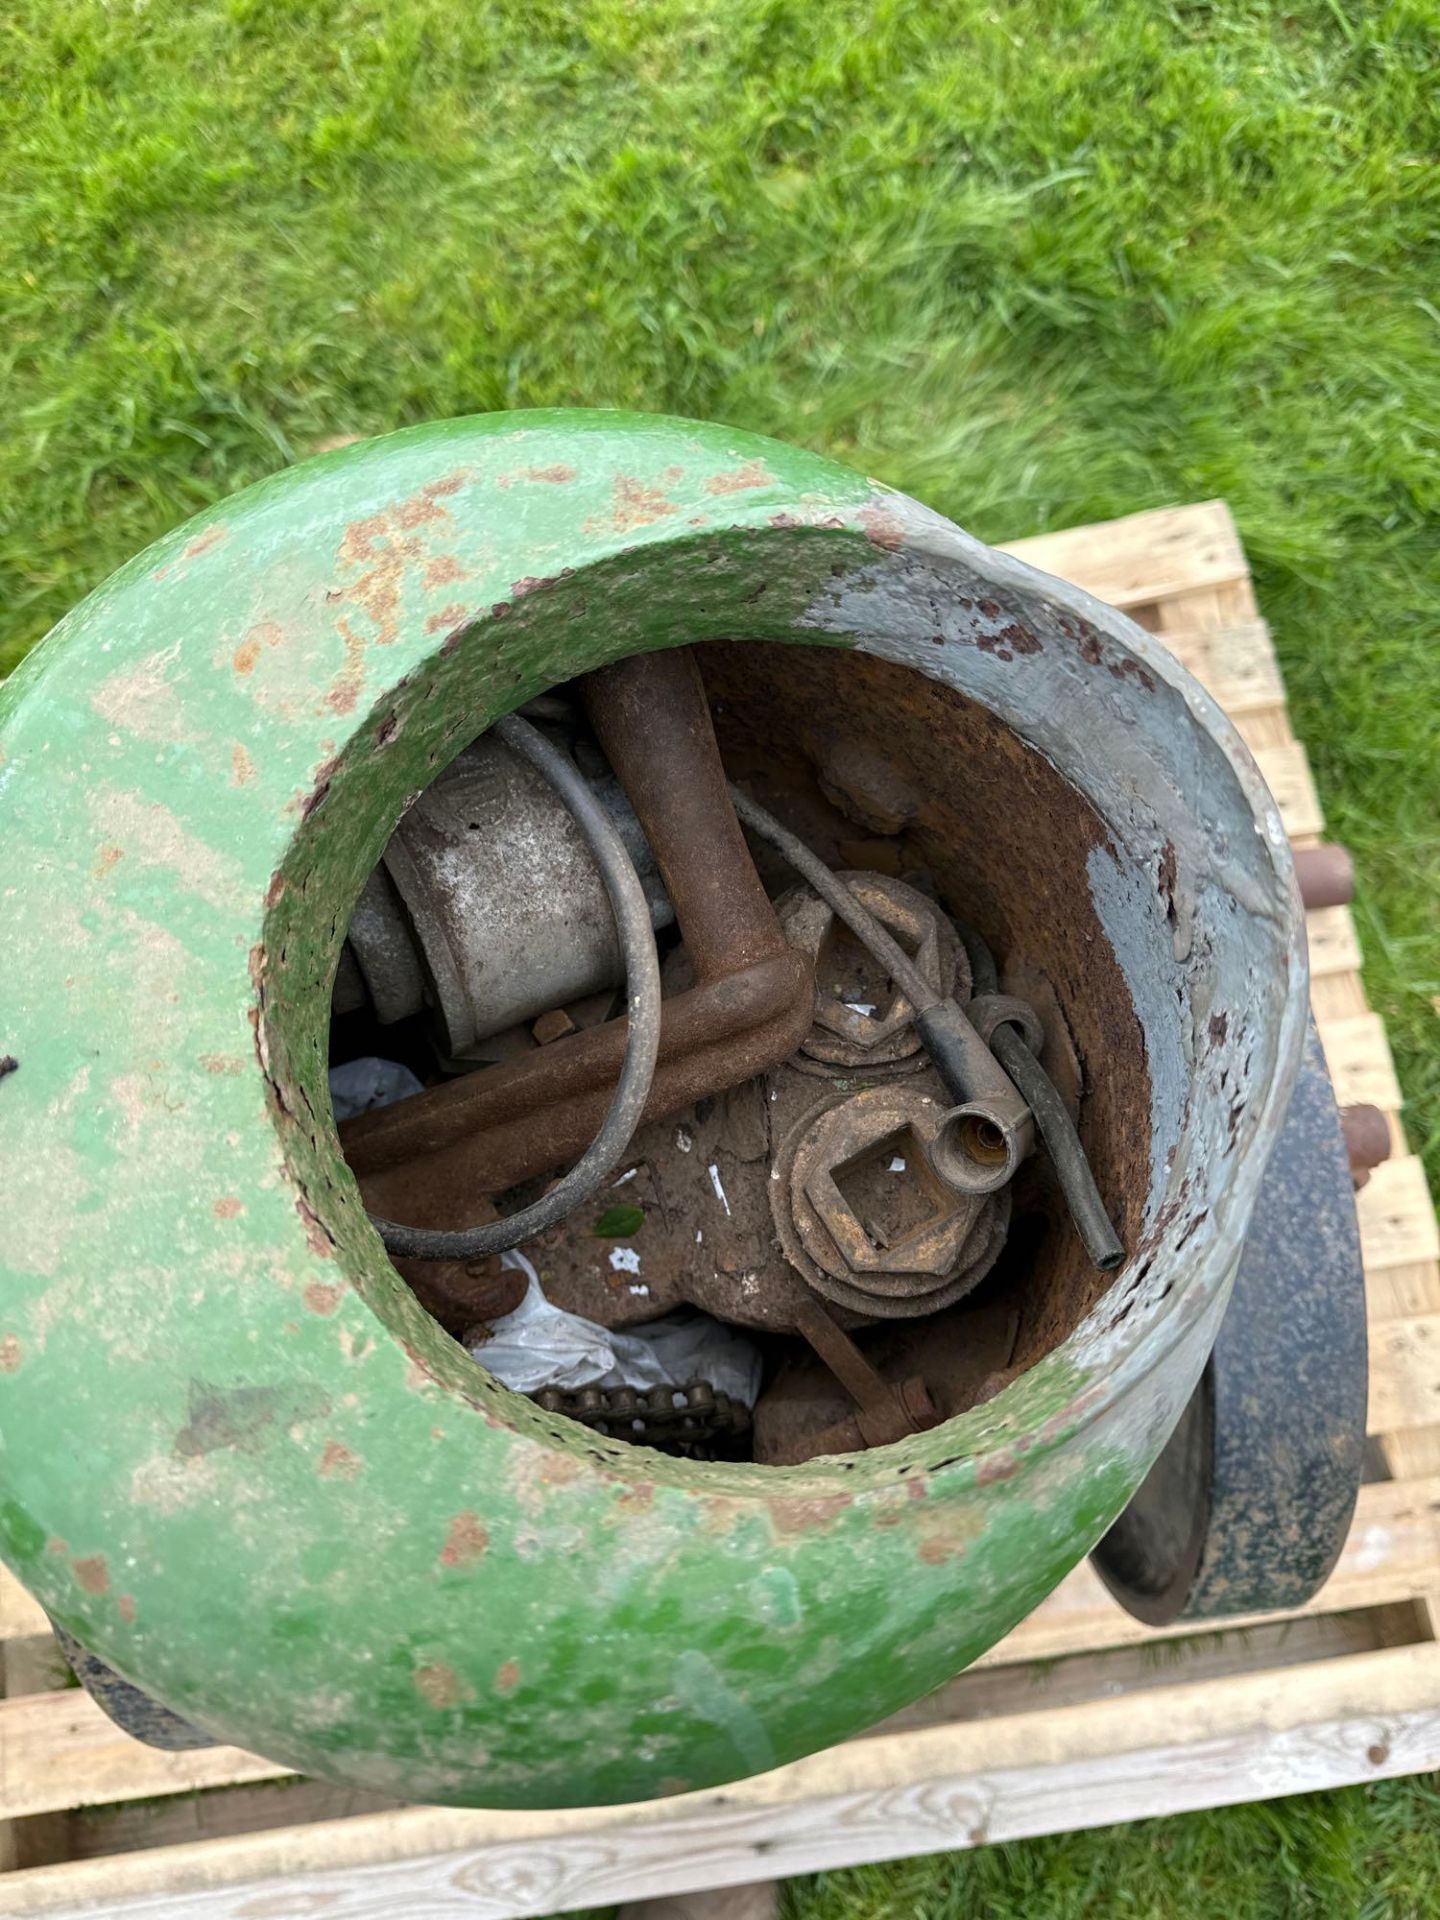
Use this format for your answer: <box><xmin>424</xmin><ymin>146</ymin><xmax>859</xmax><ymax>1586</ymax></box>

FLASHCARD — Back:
<box><xmin>3</xmin><ymin>501</ymin><xmax>1438</xmax><ymax>1918</ymax></box>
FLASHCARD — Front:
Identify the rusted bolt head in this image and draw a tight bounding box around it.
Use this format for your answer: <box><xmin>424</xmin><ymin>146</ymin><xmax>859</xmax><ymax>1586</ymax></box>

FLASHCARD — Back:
<box><xmin>778</xmin><ymin>873</ymin><xmax>965</xmax><ymax>1069</ymax></box>
<box><xmin>790</xmin><ymin>1086</ymin><xmax>986</xmax><ymax>1285</ymax></box>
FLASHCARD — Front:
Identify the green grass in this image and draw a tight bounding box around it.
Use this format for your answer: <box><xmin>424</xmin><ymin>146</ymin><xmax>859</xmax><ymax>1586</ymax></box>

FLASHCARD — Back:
<box><xmin>3</xmin><ymin>0</ymin><xmax>1438</xmax><ymax>1907</ymax></box>
<box><xmin>780</xmin><ymin>1772</ymin><xmax>1440</xmax><ymax>1919</ymax></box>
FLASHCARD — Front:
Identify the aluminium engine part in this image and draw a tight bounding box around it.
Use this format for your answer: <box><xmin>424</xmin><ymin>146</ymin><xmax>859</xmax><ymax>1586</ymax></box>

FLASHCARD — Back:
<box><xmin>1093</xmin><ymin>1021</ymin><xmax>1368</xmax><ymax>1622</ymax></box>
<box><xmin>337</xmin><ymin>731</ymin><xmax>673</xmax><ymax>1056</ymax></box>
<box><xmin>0</xmin><ymin>411</ymin><xmax>1317</xmax><ymax>1810</ymax></box>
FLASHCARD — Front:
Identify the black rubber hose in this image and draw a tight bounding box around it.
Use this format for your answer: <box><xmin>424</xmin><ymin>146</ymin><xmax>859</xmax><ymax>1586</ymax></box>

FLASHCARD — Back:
<box><xmin>728</xmin><ymin>786</ymin><xmax>937</xmax><ymax>1012</ymax></box>
<box><xmin>956</xmin><ymin>922</ymin><xmax>1123</xmax><ymax>1272</ymax></box>
<box><xmin>367</xmin><ymin>713</ymin><xmax>662</xmax><ymax>1261</ymax></box>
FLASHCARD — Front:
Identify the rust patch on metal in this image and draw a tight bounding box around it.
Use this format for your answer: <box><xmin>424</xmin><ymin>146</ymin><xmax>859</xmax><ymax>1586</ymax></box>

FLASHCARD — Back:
<box><xmin>325</xmin><ymin>616</ymin><xmax>370</xmax><ymax>715</ymax></box>
<box><xmin>440</xmin><ymin>1511</ymin><xmax>489</xmax><ymax>1567</ymax></box>
<box><xmin>232</xmin><ymin>622</ymin><xmax>283</xmax><ymax>677</ymax></box>
<box><xmin>117</xmin><ymin>1594</ymin><xmax>137</xmax><ymax>1623</ymax></box>
<box><xmin>414</xmin><ymin>1662</ymin><xmax>465</xmax><ymax>1709</ymax></box>
<box><xmin>318</xmin><ymin>1440</ymin><xmax>361</xmax><ymax>1479</ymax></box>
<box><xmin>425</xmin><ymin>603</ymin><xmax>469</xmax><ymax>635</ymax></box>
<box><xmin>495</xmin><ymin>1659</ymin><xmax>521</xmax><ymax>1694</ymax></box>
<box><xmin>213</xmin><ymin>1197</ymin><xmax>244</xmax><ymax>1220</ymax></box>
<box><xmin>91</xmin><ymin>845</ymin><xmax>124</xmax><ymax>879</ymax></box>
<box><xmin>702</xmin><ymin>640</ymin><xmax>1150</xmax><ymax>1369</ymax></box>
<box><xmin>767</xmin><ymin>1494</ymin><xmax>854</xmax><ymax>1536</ymax></box>
<box><xmin>423</xmin><ymin>554</ymin><xmax>468</xmax><ymax>589</ymax></box>
<box><xmin>1056</xmin><ymin>612</ymin><xmax>1155</xmax><ymax>691</ymax></box>
<box><xmin>0</xmin><ymin>1335</ymin><xmax>22</xmax><ymax>1373</ymax></box>
<box><xmin>303</xmin><ymin>1279</ymin><xmax>342</xmax><ymax>1313</ymax></box>
<box><xmin>183</xmin><ymin>525</ymin><xmax>228</xmax><ymax>561</ymax></box>
<box><xmin>704</xmin><ymin>460</ymin><xmax>774</xmax><ymax>496</ymax></box>
<box><xmin>231</xmin><ymin>744</ymin><xmax>257</xmax><ymax>787</ymax></box>
<box><xmin>602</xmin><ymin>475</ymin><xmax>680</xmax><ymax>533</ymax></box>
<box><xmin>73</xmin><ymin>1554</ymin><xmax>109</xmax><ymax>1594</ymax></box>
<box><xmin>857</xmin><ymin>506</ymin><xmax>906</xmax><ymax>550</ymax></box>
<box><xmin>198</xmin><ymin>1053</ymin><xmax>246</xmax><ymax>1076</ymax></box>
<box><xmin>977</xmin><ymin>623</ymin><xmax>1043</xmax><ymax>661</ymax></box>
<box><xmin>299</xmin><ymin>757</ymin><xmax>339</xmax><ymax>823</ymax></box>
<box><xmin>976</xmin><ymin>1450</ymin><xmax>1020</xmax><ymax>1486</ymax></box>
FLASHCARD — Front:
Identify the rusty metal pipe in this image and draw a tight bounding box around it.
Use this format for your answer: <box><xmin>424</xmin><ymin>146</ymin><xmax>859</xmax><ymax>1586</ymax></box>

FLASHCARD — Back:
<box><xmin>1293</xmin><ymin>844</ymin><xmax>1354</xmax><ymax>911</ymax></box>
<box><xmin>584</xmin><ymin>649</ymin><xmax>785</xmax><ymax>981</ymax></box>
<box><xmin>348</xmin><ymin>951</ymin><xmax>812</xmax><ymax>1219</ymax></box>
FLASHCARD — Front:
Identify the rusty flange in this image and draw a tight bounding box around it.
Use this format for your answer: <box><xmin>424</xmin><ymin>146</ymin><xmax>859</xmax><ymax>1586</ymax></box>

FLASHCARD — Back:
<box><xmin>778</xmin><ymin>873</ymin><xmax>965</xmax><ymax>1072</ymax></box>
<box><xmin>773</xmin><ymin>1084</ymin><xmax>1010</xmax><ymax>1318</ymax></box>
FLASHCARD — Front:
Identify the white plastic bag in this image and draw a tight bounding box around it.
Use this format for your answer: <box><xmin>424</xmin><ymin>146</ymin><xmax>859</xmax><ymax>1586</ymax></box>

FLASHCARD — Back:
<box><xmin>474</xmin><ymin>1251</ymin><xmax>762</xmax><ymax>1407</ymax></box>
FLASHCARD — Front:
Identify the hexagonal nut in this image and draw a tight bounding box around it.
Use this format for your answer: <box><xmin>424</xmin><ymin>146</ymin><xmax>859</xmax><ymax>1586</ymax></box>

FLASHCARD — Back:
<box><xmin>778</xmin><ymin>872</ymin><xmax>966</xmax><ymax>1068</ymax></box>
<box><xmin>790</xmin><ymin>1086</ymin><xmax>985</xmax><ymax>1285</ymax></box>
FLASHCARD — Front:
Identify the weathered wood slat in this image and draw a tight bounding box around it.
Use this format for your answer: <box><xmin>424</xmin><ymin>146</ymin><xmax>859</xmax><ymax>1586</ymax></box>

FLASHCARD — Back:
<box><xmin>1320</xmin><ymin>1013</ymin><xmax>1405</xmax><ymax>1114</ymax></box>
<box><xmin>1001</xmin><ymin>500</ymin><xmax>1248</xmax><ymax>611</ymax></box>
<box><xmin>1356</xmin><ymin>1158</ymin><xmax>1440</xmax><ymax>1276</ymax></box>
<box><xmin>6</xmin><ymin>1645</ymin><xmax>1440</xmax><ymax>1918</ymax></box>
<box><xmin>1369</xmin><ymin>1317</ymin><xmax>1440</xmax><ymax>1435</ymax></box>
<box><xmin>1252</xmin><ymin>740</ymin><xmax>1326</xmax><ymax>841</ymax></box>
<box><xmin>1158</xmin><ymin>623</ymin><xmax>1286</xmax><ymax>715</ymax></box>
<box><xmin>1307</xmin><ymin>905</ymin><xmax>1363</xmax><ymax>981</ymax></box>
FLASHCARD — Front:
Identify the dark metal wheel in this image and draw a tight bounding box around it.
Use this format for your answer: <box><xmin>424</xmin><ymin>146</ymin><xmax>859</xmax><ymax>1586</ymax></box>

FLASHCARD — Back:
<box><xmin>1093</xmin><ymin>1019</ymin><xmax>1368</xmax><ymax>1624</ymax></box>
<box><xmin>50</xmin><ymin>1621</ymin><xmax>212</xmax><ymax>1751</ymax></box>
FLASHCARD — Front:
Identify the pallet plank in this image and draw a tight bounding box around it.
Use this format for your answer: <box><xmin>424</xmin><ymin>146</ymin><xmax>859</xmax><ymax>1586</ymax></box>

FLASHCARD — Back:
<box><xmin>1319</xmin><ymin>1013</ymin><xmax>1405</xmax><ymax>1115</ymax></box>
<box><xmin>1001</xmin><ymin>501</ymin><xmax>1248</xmax><ymax>611</ymax></box>
<box><xmin>5</xmin><ymin>1645</ymin><xmax>1440</xmax><ymax>1919</ymax></box>
<box><xmin>1369</xmin><ymin>1318</ymin><xmax>1440</xmax><ymax>1435</ymax></box>
<box><xmin>0</xmin><ymin>1690</ymin><xmax>287</xmax><ymax>1821</ymax></box>
<box><xmin>1357</xmin><ymin>1158</ymin><xmax>1440</xmax><ymax>1277</ymax></box>
<box><xmin>1158</xmin><ymin>624</ymin><xmax>1286</xmax><ymax>716</ymax></box>
<box><xmin>1307</xmin><ymin>906</ymin><xmax>1364</xmax><ymax>982</ymax></box>
<box><xmin>1251</xmin><ymin>741</ymin><xmax>1326</xmax><ymax>841</ymax></box>
<box><xmin>975</xmin><ymin>1476</ymin><xmax>1440</xmax><ymax>1669</ymax></box>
